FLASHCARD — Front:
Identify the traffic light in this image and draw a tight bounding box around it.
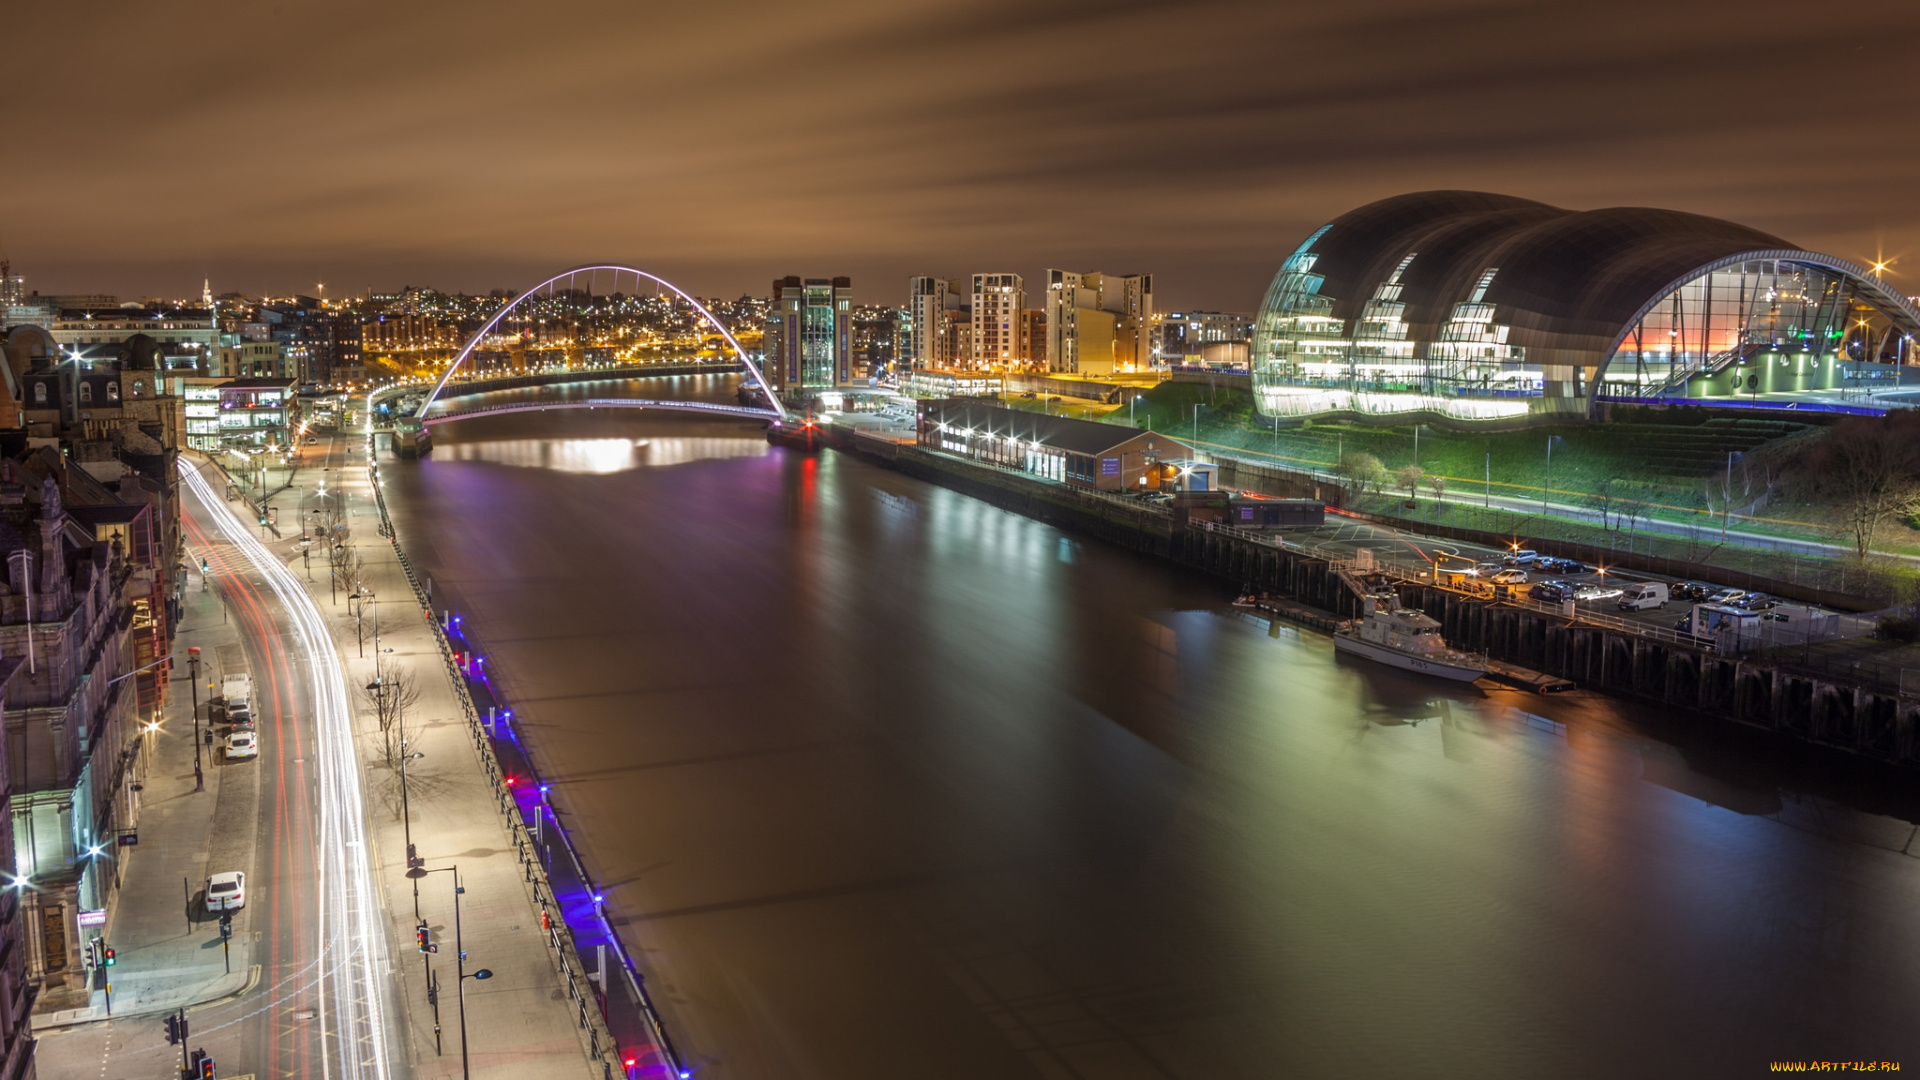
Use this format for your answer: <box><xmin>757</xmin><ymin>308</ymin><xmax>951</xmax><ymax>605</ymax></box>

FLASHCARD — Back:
<box><xmin>101</xmin><ymin>945</ymin><xmax>116</xmax><ymax>966</ymax></box>
<box><xmin>416</xmin><ymin>923</ymin><xmax>434</xmax><ymax>954</ymax></box>
<box><xmin>218</xmin><ymin>913</ymin><xmax>232</xmax><ymax>940</ymax></box>
<box><xmin>164</xmin><ymin>1012</ymin><xmax>181</xmax><ymax>1045</ymax></box>
<box><xmin>200</xmin><ymin>1057</ymin><xmax>216</xmax><ymax>1080</ymax></box>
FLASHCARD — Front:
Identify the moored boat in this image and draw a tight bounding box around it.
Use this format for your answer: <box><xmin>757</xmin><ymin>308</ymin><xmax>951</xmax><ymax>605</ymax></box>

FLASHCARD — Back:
<box><xmin>1333</xmin><ymin>590</ymin><xmax>1487</xmax><ymax>682</ymax></box>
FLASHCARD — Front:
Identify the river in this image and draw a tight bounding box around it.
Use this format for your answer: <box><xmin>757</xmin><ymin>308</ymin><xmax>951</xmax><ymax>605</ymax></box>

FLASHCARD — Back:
<box><xmin>380</xmin><ymin>379</ymin><xmax>1920</xmax><ymax>1079</ymax></box>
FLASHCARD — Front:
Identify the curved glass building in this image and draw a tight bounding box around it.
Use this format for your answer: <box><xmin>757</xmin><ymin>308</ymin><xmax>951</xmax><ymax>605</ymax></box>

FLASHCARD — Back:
<box><xmin>1252</xmin><ymin>191</ymin><xmax>1920</xmax><ymax>422</ymax></box>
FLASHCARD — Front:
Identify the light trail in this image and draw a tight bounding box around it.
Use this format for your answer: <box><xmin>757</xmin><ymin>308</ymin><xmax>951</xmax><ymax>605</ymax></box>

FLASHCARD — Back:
<box><xmin>180</xmin><ymin>459</ymin><xmax>395</xmax><ymax>1080</ymax></box>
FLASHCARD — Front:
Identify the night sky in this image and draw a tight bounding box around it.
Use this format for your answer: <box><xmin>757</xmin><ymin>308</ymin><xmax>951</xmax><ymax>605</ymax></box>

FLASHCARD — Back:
<box><xmin>11</xmin><ymin>0</ymin><xmax>1920</xmax><ymax>310</ymax></box>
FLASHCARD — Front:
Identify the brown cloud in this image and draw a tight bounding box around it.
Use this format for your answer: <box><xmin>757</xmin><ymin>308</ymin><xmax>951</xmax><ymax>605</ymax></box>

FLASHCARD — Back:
<box><xmin>6</xmin><ymin>0</ymin><xmax>1919</xmax><ymax>310</ymax></box>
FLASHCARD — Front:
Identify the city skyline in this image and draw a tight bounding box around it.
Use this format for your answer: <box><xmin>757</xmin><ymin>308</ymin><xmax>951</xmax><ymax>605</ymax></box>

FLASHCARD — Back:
<box><xmin>8</xmin><ymin>0</ymin><xmax>1920</xmax><ymax>309</ymax></box>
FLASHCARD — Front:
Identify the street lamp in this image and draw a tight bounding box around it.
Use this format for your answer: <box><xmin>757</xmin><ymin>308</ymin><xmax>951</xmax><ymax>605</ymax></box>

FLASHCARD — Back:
<box><xmin>405</xmin><ymin>863</ymin><xmax>490</xmax><ymax>1079</ymax></box>
<box><xmin>399</xmin><ymin>743</ymin><xmax>425</xmax><ymax>918</ymax></box>
<box><xmin>187</xmin><ymin>647</ymin><xmax>204</xmax><ymax>792</ymax></box>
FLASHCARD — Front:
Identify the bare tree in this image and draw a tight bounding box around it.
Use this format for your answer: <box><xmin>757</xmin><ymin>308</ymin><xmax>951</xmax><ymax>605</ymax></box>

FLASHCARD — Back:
<box><xmin>1395</xmin><ymin>464</ymin><xmax>1425</xmax><ymax>502</ymax></box>
<box><xmin>1426</xmin><ymin>473</ymin><xmax>1448</xmax><ymax>515</ymax></box>
<box><xmin>362</xmin><ymin>664</ymin><xmax>423</xmax><ymax>769</ymax></box>
<box><xmin>1807</xmin><ymin>414</ymin><xmax>1920</xmax><ymax>560</ymax></box>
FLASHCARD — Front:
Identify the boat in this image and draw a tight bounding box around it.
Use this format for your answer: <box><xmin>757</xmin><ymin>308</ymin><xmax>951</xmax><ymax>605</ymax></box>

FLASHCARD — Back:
<box><xmin>1333</xmin><ymin>590</ymin><xmax>1487</xmax><ymax>682</ymax></box>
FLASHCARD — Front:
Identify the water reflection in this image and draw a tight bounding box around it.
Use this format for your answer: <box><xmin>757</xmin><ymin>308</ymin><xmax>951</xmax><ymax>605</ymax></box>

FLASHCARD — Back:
<box><xmin>438</xmin><ymin>435</ymin><xmax>768</xmax><ymax>474</ymax></box>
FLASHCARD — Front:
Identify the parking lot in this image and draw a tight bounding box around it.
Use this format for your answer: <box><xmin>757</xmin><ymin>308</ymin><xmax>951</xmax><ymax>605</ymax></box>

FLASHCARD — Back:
<box><xmin>1274</xmin><ymin>512</ymin><xmax>1818</xmax><ymax>635</ymax></box>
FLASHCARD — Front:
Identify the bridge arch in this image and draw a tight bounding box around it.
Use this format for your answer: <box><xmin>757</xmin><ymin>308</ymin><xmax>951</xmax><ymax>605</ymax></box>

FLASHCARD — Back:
<box><xmin>415</xmin><ymin>265</ymin><xmax>786</xmax><ymax>420</ymax></box>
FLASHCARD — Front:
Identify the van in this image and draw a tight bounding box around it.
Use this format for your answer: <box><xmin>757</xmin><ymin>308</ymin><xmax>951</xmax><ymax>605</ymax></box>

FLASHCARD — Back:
<box><xmin>1616</xmin><ymin>582</ymin><xmax>1668</xmax><ymax>611</ymax></box>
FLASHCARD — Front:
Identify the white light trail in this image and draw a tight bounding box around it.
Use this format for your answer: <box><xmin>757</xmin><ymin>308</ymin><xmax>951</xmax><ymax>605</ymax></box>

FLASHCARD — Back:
<box><xmin>180</xmin><ymin>460</ymin><xmax>394</xmax><ymax>1080</ymax></box>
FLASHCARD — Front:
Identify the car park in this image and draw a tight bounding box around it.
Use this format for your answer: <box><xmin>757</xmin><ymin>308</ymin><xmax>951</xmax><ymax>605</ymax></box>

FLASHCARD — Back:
<box><xmin>226</xmin><ymin>731</ymin><xmax>258</xmax><ymax>760</ymax></box>
<box><xmin>206</xmin><ymin>871</ymin><xmax>246</xmax><ymax>912</ymax></box>
<box><xmin>1491</xmin><ymin>569</ymin><xmax>1529</xmax><ymax>585</ymax></box>
<box><xmin>1530</xmin><ymin>581</ymin><xmax>1571</xmax><ymax>603</ymax></box>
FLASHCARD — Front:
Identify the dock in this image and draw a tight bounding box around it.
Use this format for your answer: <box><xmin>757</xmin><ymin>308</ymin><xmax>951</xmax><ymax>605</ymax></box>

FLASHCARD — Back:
<box><xmin>1235</xmin><ymin>596</ymin><xmax>1344</xmax><ymax>633</ymax></box>
<box><xmin>1482</xmin><ymin>659</ymin><xmax>1577</xmax><ymax>694</ymax></box>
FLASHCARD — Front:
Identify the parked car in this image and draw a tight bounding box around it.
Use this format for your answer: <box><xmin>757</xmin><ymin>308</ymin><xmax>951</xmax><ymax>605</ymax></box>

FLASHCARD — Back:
<box><xmin>1737</xmin><ymin>594</ymin><xmax>1778</xmax><ymax>611</ymax></box>
<box><xmin>1574</xmin><ymin>583</ymin><xmax>1624</xmax><ymax>602</ymax></box>
<box><xmin>1563</xmin><ymin>562</ymin><xmax>1597</xmax><ymax>575</ymax></box>
<box><xmin>1530</xmin><ymin>581</ymin><xmax>1571</xmax><ymax>603</ymax></box>
<box><xmin>1671</xmin><ymin>581</ymin><xmax>1713</xmax><ymax>602</ymax></box>
<box><xmin>1502</xmin><ymin>549</ymin><xmax>1539</xmax><ymax>567</ymax></box>
<box><xmin>1705</xmin><ymin>588</ymin><xmax>1747</xmax><ymax>606</ymax></box>
<box><xmin>1491</xmin><ymin>569</ymin><xmax>1529</xmax><ymax>585</ymax></box>
<box><xmin>228</xmin><ymin>703</ymin><xmax>256</xmax><ymax>731</ymax></box>
<box><xmin>1470</xmin><ymin>562</ymin><xmax>1503</xmax><ymax>577</ymax></box>
<box><xmin>206</xmin><ymin>871</ymin><xmax>247</xmax><ymax>912</ymax></box>
<box><xmin>1616</xmin><ymin>582</ymin><xmax>1669</xmax><ymax>611</ymax></box>
<box><xmin>225</xmin><ymin>731</ymin><xmax>259</xmax><ymax>760</ymax></box>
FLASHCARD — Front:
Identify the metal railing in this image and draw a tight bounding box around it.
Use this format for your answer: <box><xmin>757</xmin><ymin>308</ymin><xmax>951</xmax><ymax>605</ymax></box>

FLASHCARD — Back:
<box><xmin>364</xmin><ymin>456</ymin><xmax>683</xmax><ymax>1079</ymax></box>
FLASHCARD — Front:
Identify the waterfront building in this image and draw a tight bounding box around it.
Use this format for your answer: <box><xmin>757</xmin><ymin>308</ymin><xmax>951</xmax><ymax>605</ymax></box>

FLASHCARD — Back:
<box><xmin>908</xmin><ymin>277</ymin><xmax>961</xmax><ymax>369</ymax></box>
<box><xmin>1045</xmin><ymin>270</ymin><xmax>1154</xmax><ymax>375</ymax></box>
<box><xmin>763</xmin><ymin>276</ymin><xmax>853</xmax><ymax>399</ymax></box>
<box><xmin>970</xmin><ymin>274</ymin><xmax>1025</xmax><ymax>370</ymax></box>
<box><xmin>916</xmin><ymin>399</ymin><xmax>1192</xmax><ymax>492</ymax></box>
<box><xmin>1252</xmin><ymin>190</ymin><xmax>1920</xmax><ymax>423</ymax></box>
<box><xmin>213</xmin><ymin>378</ymin><xmax>299</xmax><ymax>446</ymax></box>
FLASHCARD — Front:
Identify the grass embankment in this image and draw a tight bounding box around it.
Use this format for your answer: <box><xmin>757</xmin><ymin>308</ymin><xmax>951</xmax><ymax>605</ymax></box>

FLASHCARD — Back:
<box><xmin>1114</xmin><ymin>381</ymin><xmax>1920</xmax><ymax>605</ymax></box>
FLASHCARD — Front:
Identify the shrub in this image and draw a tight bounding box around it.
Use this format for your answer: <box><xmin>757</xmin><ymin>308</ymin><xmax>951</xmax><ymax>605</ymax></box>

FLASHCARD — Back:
<box><xmin>1875</xmin><ymin>615</ymin><xmax>1919</xmax><ymax>643</ymax></box>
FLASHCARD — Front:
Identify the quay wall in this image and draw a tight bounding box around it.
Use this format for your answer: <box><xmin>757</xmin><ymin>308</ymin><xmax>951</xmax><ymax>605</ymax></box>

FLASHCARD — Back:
<box><xmin>830</xmin><ymin>429</ymin><xmax>1920</xmax><ymax>769</ymax></box>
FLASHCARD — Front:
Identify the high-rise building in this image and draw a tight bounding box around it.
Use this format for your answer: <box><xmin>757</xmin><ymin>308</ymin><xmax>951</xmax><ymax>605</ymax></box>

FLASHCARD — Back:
<box><xmin>908</xmin><ymin>276</ymin><xmax>961</xmax><ymax>369</ymax></box>
<box><xmin>1020</xmin><ymin>309</ymin><xmax>1047</xmax><ymax>369</ymax></box>
<box><xmin>1045</xmin><ymin>270</ymin><xmax>1154</xmax><ymax>375</ymax></box>
<box><xmin>969</xmin><ymin>273</ymin><xmax>1024</xmax><ymax>370</ymax></box>
<box><xmin>762</xmin><ymin>276</ymin><xmax>852</xmax><ymax>398</ymax></box>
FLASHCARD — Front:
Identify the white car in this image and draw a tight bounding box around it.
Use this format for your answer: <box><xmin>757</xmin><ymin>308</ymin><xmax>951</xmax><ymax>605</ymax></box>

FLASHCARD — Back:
<box><xmin>206</xmin><ymin>871</ymin><xmax>246</xmax><ymax>912</ymax></box>
<box><xmin>225</xmin><ymin>731</ymin><xmax>259</xmax><ymax>760</ymax></box>
<box><xmin>1491</xmin><ymin>569</ymin><xmax>1529</xmax><ymax>585</ymax></box>
<box><xmin>1574</xmin><ymin>584</ymin><xmax>1623</xmax><ymax>602</ymax></box>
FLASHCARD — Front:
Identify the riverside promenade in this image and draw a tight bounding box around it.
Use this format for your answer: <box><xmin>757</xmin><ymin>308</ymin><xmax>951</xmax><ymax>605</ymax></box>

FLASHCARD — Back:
<box><xmin>265</xmin><ymin>437</ymin><xmax>615</xmax><ymax>1079</ymax></box>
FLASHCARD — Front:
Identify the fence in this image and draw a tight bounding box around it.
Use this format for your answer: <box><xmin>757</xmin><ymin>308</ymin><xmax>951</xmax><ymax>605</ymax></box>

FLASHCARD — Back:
<box><xmin>365</xmin><ymin>449</ymin><xmax>684</xmax><ymax>1080</ymax></box>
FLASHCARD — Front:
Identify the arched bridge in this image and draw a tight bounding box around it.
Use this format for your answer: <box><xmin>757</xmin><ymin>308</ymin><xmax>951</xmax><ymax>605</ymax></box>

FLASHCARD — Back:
<box><xmin>417</xmin><ymin>264</ymin><xmax>787</xmax><ymax>421</ymax></box>
<box><xmin>422</xmin><ymin>397</ymin><xmax>778</xmax><ymax>427</ymax></box>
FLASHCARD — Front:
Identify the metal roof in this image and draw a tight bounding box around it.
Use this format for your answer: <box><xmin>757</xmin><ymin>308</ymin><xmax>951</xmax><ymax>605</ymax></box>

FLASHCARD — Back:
<box><xmin>919</xmin><ymin>400</ymin><xmax>1190</xmax><ymax>457</ymax></box>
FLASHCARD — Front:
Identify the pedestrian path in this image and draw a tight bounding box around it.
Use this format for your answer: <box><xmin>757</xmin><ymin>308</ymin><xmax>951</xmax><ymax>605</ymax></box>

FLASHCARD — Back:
<box><xmin>275</xmin><ymin>440</ymin><xmax>606</xmax><ymax>1079</ymax></box>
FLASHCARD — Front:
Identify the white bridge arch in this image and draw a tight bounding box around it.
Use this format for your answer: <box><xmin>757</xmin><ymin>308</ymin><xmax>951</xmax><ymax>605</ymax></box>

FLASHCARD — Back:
<box><xmin>415</xmin><ymin>265</ymin><xmax>786</xmax><ymax>421</ymax></box>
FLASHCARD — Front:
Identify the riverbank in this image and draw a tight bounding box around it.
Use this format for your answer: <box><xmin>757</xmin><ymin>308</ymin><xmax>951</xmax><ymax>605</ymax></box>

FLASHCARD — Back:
<box><xmin>823</xmin><ymin>425</ymin><xmax>1920</xmax><ymax>770</ymax></box>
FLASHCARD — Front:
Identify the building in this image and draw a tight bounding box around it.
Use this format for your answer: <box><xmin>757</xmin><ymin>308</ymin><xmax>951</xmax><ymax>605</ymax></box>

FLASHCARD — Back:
<box><xmin>908</xmin><ymin>277</ymin><xmax>963</xmax><ymax>369</ymax></box>
<box><xmin>0</xmin><ymin>463</ymin><xmax>149</xmax><ymax>1001</ymax></box>
<box><xmin>1045</xmin><ymin>270</ymin><xmax>1154</xmax><ymax>376</ymax></box>
<box><xmin>762</xmin><ymin>277</ymin><xmax>853</xmax><ymax>399</ymax></box>
<box><xmin>214</xmin><ymin>341</ymin><xmax>304</xmax><ymax>382</ymax></box>
<box><xmin>970</xmin><ymin>274</ymin><xmax>1025</xmax><ymax>370</ymax></box>
<box><xmin>906</xmin><ymin>369</ymin><xmax>1003</xmax><ymax>399</ymax></box>
<box><xmin>916</xmin><ymin>399</ymin><xmax>1192</xmax><ymax>491</ymax></box>
<box><xmin>0</xmin><ymin>650</ymin><xmax>32</xmax><ymax>1079</ymax></box>
<box><xmin>214</xmin><ymin>379</ymin><xmax>299</xmax><ymax>446</ymax></box>
<box><xmin>1159</xmin><ymin>311</ymin><xmax>1252</xmax><ymax>367</ymax></box>
<box><xmin>850</xmin><ymin>305</ymin><xmax>906</xmax><ymax>381</ymax></box>
<box><xmin>1020</xmin><ymin>309</ymin><xmax>1047</xmax><ymax>369</ymax></box>
<box><xmin>1251</xmin><ymin>190</ymin><xmax>1920</xmax><ymax>423</ymax></box>
<box><xmin>47</xmin><ymin>307</ymin><xmax>215</xmax><ymax>374</ymax></box>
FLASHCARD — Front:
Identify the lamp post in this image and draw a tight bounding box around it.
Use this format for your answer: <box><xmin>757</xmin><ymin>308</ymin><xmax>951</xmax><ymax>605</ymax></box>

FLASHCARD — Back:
<box><xmin>405</xmin><ymin>864</ymin><xmax>489</xmax><ymax>1079</ymax></box>
<box><xmin>399</xmin><ymin>743</ymin><xmax>424</xmax><ymax>918</ymax></box>
<box><xmin>187</xmin><ymin>647</ymin><xmax>203</xmax><ymax>792</ymax></box>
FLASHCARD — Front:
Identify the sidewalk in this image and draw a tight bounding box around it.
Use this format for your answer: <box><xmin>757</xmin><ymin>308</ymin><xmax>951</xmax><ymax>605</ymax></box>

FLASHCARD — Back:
<box><xmin>36</xmin><ymin>566</ymin><xmax>257</xmax><ymax>1028</ymax></box>
<box><xmin>280</xmin><ymin>440</ymin><xmax>605</xmax><ymax>1079</ymax></box>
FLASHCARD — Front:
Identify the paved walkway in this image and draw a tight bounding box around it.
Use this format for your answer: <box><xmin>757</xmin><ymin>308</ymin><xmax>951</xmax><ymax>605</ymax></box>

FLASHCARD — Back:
<box><xmin>288</xmin><ymin>439</ymin><xmax>603</xmax><ymax>1079</ymax></box>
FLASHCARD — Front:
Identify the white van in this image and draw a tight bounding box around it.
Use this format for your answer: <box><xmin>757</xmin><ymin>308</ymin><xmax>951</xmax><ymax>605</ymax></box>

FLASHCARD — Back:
<box><xmin>222</xmin><ymin>672</ymin><xmax>253</xmax><ymax>711</ymax></box>
<box><xmin>1616</xmin><ymin>582</ymin><xmax>1669</xmax><ymax>611</ymax></box>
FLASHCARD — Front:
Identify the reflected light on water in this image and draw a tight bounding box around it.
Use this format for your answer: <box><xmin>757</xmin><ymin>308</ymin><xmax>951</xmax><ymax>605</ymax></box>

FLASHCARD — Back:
<box><xmin>439</xmin><ymin>436</ymin><xmax>768</xmax><ymax>474</ymax></box>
